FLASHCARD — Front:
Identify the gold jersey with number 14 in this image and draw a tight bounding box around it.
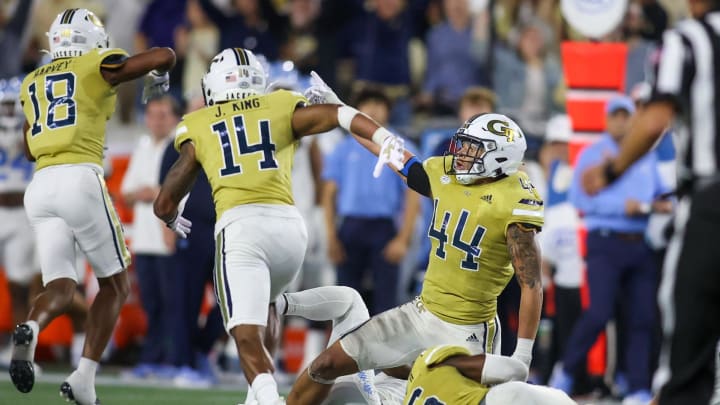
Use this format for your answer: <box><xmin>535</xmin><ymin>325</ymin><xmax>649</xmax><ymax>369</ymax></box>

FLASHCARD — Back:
<box><xmin>20</xmin><ymin>48</ymin><xmax>128</xmax><ymax>171</ymax></box>
<box><xmin>174</xmin><ymin>90</ymin><xmax>307</xmax><ymax>219</ymax></box>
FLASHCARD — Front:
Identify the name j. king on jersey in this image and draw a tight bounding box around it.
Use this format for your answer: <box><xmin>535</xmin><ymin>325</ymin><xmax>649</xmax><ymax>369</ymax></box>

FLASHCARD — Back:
<box><xmin>213</xmin><ymin>97</ymin><xmax>262</xmax><ymax>117</ymax></box>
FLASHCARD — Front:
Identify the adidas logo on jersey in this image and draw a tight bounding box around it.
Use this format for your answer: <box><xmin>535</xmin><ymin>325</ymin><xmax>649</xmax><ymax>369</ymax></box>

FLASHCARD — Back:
<box><xmin>480</xmin><ymin>195</ymin><xmax>493</xmax><ymax>203</ymax></box>
<box><xmin>466</xmin><ymin>333</ymin><xmax>480</xmax><ymax>343</ymax></box>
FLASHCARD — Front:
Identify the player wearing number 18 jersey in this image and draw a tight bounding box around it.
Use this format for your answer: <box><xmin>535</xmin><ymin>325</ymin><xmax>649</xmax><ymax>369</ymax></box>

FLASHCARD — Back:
<box><xmin>10</xmin><ymin>8</ymin><xmax>176</xmax><ymax>405</ymax></box>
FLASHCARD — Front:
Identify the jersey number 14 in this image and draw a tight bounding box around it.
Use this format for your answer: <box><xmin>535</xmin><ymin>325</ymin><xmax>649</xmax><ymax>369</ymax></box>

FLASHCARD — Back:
<box><xmin>212</xmin><ymin>115</ymin><xmax>278</xmax><ymax>177</ymax></box>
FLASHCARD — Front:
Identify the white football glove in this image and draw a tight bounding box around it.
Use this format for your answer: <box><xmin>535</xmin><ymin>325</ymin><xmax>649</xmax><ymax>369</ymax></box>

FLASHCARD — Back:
<box><xmin>373</xmin><ymin>135</ymin><xmax>405</xmax><ymax>178</ymax></box>
<box><xmin>165</xmin><ymin>212</ymin><xmax>192</xmax><ymax>239</ymax></box>
<box><xmin>303</xmin><ymin>71</ymin><xmax>344</xmax><ymax>105</ymax></box>
<box><xmin>142</xmin><ymin>69</ymin><xmax>170</xmax><ymax>104</ymax></box>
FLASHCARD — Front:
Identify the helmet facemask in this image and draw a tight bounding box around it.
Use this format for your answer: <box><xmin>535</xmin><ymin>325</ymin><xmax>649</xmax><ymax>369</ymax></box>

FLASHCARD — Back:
<box><xmin>445</xmin><ymin>133</ymin><xmax>499</xmax><ymax>184</ymax></box>
<box><xmin>444</xmin><ymin>113</ymin><xmax>527</xmax><ymax>184</ymax></box>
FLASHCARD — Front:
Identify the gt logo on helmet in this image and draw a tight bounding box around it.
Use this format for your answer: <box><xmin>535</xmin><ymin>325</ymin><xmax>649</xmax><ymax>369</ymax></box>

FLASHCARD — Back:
<box><xmin>487</xmin><ymin>119</ymin><xmax>519</xmax><ymax>143</ymax></box>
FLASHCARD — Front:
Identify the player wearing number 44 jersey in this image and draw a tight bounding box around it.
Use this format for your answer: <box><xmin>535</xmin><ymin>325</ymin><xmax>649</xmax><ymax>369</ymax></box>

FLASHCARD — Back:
<box><xmin>288</xmin><ymin>78</ymin><xmax>544</xmax><ymax>405</ymax></box>
<box><xmin>154</xmin><ymin>47</ymin><xmax>415</xmax><ymax>405</ymax></box>
<box><xmin>11</xmin><ymin>8</ymin><xmax>176</xmax><ymax>405</ymax></box>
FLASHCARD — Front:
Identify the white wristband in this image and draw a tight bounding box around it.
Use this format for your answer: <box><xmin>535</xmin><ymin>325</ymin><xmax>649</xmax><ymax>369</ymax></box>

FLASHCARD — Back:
<box><xmin>371</xmin><ymin>127</ymin><xmax>393</xmax><ymax>146</ymax></box>
<box><xmin>337</xmin><ymin>105</ymin><xmax>359</xmax><ymax>132</ymax></box>
<box><xmin>514</xmin><ymin>338</ymin><xmax>534</xmax><ymax>358</ymax></box>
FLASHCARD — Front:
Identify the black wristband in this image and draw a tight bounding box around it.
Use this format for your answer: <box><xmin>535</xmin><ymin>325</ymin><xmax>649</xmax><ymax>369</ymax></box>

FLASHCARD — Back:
<box><xmin>604</xmin><ymin>162</ymin><xmax>620</xmax><ymax>184</ymax></box>
<box><xmin>165</xmin><ymin>212</ymin><xmax>178</xmax><ymax>227</ymax></box>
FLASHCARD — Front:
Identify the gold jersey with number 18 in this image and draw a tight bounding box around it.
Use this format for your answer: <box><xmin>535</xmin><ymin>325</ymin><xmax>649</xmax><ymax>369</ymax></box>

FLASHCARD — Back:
<box><xmin>174</xmin><ymin>89</ymin><xmax>307</xmax><ymax>219</ymax></box>
<box><xmin>20</xmin><ymin>48</ymin><xmax>128</xmax><ymax>171</ymax></box>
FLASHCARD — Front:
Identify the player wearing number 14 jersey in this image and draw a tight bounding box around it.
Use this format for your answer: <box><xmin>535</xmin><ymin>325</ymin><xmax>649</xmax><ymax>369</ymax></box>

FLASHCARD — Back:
<box><xmin>154</xmin><ymin>48</ymin><xmax>413</xmax><ymax>405</ymax></box>
<box><xmin>11</xmin><ymin>8</ymin><xmax>176</xmax><ymax>405</ymax></box>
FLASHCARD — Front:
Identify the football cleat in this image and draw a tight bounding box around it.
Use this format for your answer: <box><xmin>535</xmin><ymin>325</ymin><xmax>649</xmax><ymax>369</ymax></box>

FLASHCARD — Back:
<box><xmin>9</xmin><ymin>324</ymin><xmax>36</xmax><ymax>393</ymax></box>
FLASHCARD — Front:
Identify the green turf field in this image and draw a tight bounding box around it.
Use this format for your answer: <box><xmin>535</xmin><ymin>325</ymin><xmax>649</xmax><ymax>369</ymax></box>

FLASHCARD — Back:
<box><xmin>0</xmin><ymin>381</ymin><xmax>248</xmax><ymax>405</ymax></box>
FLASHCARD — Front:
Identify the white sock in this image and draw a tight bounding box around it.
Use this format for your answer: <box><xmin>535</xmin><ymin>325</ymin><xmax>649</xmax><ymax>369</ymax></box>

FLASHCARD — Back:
<box><xmin>77</xmin><ymin>357</ymin><xmax>98</xmax><ymax>382</ymax></box>
<box><xmin>251</xmin><ymin>373</ymin><xmax>280</xmax><ymax>404</ymax></box>
<box><xmin>244</xmin><ymin>386</ymin><xmax>256</xmax><ymax>403</ymax></box>
<box><xmin>71</xmin><ymin>333</ymin><xmax>85</xmax><ymax>368</ymax></box>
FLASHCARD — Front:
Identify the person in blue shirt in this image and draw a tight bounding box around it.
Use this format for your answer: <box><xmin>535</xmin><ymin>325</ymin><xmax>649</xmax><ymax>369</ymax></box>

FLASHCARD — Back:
<box><xmin>550</xmin><ymin>95</ymin><xmax>672</xmax><ymax>403</ymax></box>
<box><xmin>322</xmin><ymin>88</ymin><xmax>420</xmax><ymax>315</ymax></box>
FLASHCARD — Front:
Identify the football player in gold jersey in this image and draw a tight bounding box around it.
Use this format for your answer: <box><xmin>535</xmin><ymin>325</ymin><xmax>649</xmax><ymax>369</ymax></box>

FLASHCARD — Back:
<box><xmin>154</xmin><ymin>48</ymin><xmax>409</xmax><ymax>405</ymax></box>
<box><xmin>405</xmin><ymin>345</ymin><xmax>575</xmax><ymax>405</ymax></box>
<box><xmin>287</xmin><ymin>78</ymin><xmax>544</xmax><ymax>405</ymax></box>
<box><xmin>10</xmin><ymin>8</ymin><xmax>175</xmax><ymax>405</ymax></box>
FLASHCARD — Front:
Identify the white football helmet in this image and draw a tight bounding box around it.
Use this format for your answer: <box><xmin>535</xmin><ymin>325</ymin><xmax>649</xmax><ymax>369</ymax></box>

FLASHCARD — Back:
<box><xmin>202</xmin><ymin>48</ymin><xmax>268</xmax><ymax>106</ymax></box>
<box><xmin>445</xmin><ymin>113</ymin><xmax>527</xmax><ymax>184</ymax></box>
<box><xmin>47</xmin><ymin>8</ymin><xmax>109</xmax><ymax>59</ymax></box>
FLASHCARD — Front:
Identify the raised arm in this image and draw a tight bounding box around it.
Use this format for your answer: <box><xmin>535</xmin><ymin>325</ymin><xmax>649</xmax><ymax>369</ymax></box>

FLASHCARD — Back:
<box><xmin>101</xmin><ymin>47</ymin><xmax>176</xmax><ymax>86</ymax></box>
<box><xmin>506</xmin><ymin>223</ymin><xmax>543</xmax><ymax>368</ymax></box>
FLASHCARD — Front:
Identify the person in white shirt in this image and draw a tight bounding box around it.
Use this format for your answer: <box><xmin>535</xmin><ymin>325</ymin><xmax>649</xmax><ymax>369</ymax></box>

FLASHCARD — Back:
<box><xmin>120</xmin><ymin>95</ymin><xmax>180</xmax><ymax>377</ymax></box>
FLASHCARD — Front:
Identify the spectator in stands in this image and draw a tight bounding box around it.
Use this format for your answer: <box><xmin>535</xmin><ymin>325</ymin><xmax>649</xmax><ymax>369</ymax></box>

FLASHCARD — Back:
<box><xmin>136</xmin><ymin>0</ymin><xmax>188</xmax><ymax>101</ymax></box>
<box><xmin>158</xmin><ymin>95</ymin><xmax>225</xmax><ymax>388</ymax></box>
<box><xmin>620</xmin><ymin>1</ymin><xmax>657</xmax><ymax>94</ymax></box>
<box><xmin>198</xmin><ymin>0</ymin><xmax>284</xmax><ymax>61</ymax></box>
<box><xmin>341</xmin><ymin>0</ymin><xmax>429</xmax><ymax>126</ymax></box>
<box><xmin>281</xmin><ymin>0</ymin><xmax>322</xmax><ymax>75</ymax></box>
<box><xmin>121</xmin><ymin>96</ymin><xmax>181</xmax><ymax>379</ymax></box>
<box><xmin>0</xmin><ymin>0</ymin><xmax>34</xmax><ymax>78</ymax></box>
<box><xmin>550</xmin><ymin>95</ymin><xmax>671</xmax><ymax>404</ymax></box>
<box><xmin>322</xmin><ymin>88</ymin><xmax>420</xmax><ymax>315</ymax></box>
<box><xmin>418</xmin><ymin>0</ymin><xmax>490</xmax><ymax>115</ymax></box>
<box><xmin>475</xmin><ymin>17</ymin><xmax>564</xmax><ymax>151</ymax></box>
<box><xmin>175</xmin><ymin>0</ymin><xmax>219</xmax><ymax>101</ymax></box>
<box><xmin>103</xmin><ymin>0</ymin><xmax>146</xmax><ymax>124</ymax></box>
<box><xmin>638</xmin><ymin>0</ymin><xmax>668</xmax><ymax>42</ymax></box>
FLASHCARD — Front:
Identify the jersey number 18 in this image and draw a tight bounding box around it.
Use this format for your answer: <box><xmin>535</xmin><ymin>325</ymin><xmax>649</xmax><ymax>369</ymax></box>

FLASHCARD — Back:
<box><xmin>28</xmin><ymin>73</ymin><xmax>77</xmax><ymax>136</ymax></box>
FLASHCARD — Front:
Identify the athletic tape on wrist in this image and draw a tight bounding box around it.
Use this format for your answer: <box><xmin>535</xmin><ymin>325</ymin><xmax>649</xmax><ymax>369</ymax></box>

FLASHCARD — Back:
<box><xmin>338</xmin><ymin>105</ymin><xmax>359</xmax><ymax>132</ymax></box>
<box><xmin>371</xmin><ymin>127</ymin><xmax>393</xmax><ymax>146</ymax></box>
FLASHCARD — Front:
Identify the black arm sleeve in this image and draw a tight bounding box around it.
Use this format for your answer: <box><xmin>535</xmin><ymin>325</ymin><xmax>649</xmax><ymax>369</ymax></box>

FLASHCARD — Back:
<box><xmin>406</xmin><ymin>162</ymin><xmax>431</xmax><ymax>197</ymax></box>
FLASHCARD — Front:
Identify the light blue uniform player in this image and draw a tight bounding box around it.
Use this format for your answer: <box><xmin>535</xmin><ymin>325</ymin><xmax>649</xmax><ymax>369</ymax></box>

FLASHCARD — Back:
<box><xmin>0</xmin><ymin>77</ymin><xmax>38</xmax><ymax>335</ymax></box>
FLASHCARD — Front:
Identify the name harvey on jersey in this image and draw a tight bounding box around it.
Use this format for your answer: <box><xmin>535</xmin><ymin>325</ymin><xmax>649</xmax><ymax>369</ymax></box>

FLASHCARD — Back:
<box><xmin>33</xmin><ymin>60</ymin><xmax>72</xmax><ymax>77</ymax></box>
<box><xmin>213</xmin><ymin>98</ymin><xmax>263</xmax><ymax>117</ymax></box>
